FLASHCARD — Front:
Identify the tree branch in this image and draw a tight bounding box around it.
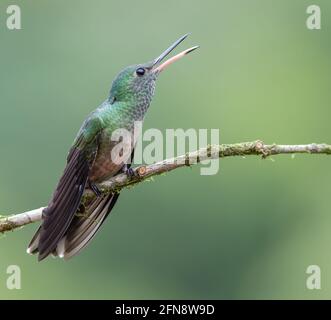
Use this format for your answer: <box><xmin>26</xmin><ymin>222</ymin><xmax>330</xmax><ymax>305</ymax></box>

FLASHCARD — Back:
<box><xmin>1</xmin><ymin>140</ymin><xmax>330</xmax><ymax>233</ymax></box>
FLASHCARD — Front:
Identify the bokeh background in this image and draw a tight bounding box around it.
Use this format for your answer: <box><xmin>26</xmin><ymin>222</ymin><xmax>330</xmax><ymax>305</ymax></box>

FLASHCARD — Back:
<box><xmin>0</xmin><ymin>0</ymin><xmax>330</xmax><ymax>299</ymax></box>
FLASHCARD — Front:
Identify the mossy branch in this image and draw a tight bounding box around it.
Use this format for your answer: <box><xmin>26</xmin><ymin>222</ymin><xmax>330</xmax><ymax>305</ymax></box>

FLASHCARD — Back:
<box><xmin>1</xmin><ymin>140</ymin><xmax>330</xmax><ymax>234</ymax></box>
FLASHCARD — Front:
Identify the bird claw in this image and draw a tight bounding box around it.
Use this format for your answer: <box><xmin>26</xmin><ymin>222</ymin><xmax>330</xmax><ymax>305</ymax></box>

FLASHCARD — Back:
<box><xmin>89</xmin><ymin>182</ymin><xmax>102</xmax><ymax>197</ymax></box>
<box><xmin>125</xmin><ymin>167</ymin><xmax>137</xmax><ymax>179</ymax></box>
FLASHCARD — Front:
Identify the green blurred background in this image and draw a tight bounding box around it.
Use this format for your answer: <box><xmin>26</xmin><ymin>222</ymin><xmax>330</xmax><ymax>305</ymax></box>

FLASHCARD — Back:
<box><xmin>0</xmin><ymin>0</ymin><xmax>330</xmax><ymax>299</ymax></box>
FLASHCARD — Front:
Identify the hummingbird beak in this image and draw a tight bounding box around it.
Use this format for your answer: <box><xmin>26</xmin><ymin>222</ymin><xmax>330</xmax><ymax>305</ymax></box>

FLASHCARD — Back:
<box><xmin>152</xmin><ymin>34</ymin><xmax>199</xmax><ymax>73</ymax></box>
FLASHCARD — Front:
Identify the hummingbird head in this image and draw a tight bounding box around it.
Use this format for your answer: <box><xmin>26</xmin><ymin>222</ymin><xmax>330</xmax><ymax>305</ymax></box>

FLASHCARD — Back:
<box><xmin>109</xmin><ymin>34</ymin><xmax>199</xmax><ymax>105</ymax></box>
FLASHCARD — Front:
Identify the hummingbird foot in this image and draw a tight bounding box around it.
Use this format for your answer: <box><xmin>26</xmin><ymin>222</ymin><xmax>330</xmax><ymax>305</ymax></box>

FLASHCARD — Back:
<box><xmin>121</xmin><ymin>165</ymin><xmax>138</xmax><ymax>180</ymax></box>
<box><xmin>126</xmin><ymin>168</ymin><xmax>135</xmax><ymax>178</ymax></box>
<box><xmin>88</xmin><ymin>181</ymin><xmax>102</xmax><ymax>197</ymax></box>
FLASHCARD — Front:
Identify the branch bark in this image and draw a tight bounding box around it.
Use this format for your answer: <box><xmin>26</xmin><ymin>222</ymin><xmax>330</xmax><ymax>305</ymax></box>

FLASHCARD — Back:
<box><xmin>1</xmin><ymin>140</ymin><xmax>330</xmax><ymax>233</ymax></box>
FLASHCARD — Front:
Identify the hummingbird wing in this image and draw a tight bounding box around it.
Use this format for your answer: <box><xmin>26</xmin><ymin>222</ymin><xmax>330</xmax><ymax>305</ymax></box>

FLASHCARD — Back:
<box><xmin>28</xmin><ymin>115</ymin><xmax>104</xmax><ymax>261</ymax></box>
<box><xmin>56</xmin><ymin>149</ymin><xmax>135</xmax><ymax>259</ymax></box>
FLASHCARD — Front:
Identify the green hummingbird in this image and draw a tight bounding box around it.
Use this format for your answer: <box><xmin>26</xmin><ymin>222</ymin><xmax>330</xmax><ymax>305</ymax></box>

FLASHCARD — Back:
<box><xmin>27</xmin><ymin>34</ymin><xmax>198</xmax><ymax>261</ymax></box>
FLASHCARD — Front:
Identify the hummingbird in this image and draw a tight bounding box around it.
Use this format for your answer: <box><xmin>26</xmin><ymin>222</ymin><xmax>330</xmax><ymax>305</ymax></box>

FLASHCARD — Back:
<box><xmin>27</xmin><ymin>34</ymin><xmax>199</xmax><ymax>261</ymax></box>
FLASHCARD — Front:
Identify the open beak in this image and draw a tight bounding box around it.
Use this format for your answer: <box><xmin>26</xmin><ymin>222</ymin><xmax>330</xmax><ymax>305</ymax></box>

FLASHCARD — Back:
<box><xmin>152</xmin><ymin>34</ymin><xmax>199</xmax><ymax>73</ymax></box>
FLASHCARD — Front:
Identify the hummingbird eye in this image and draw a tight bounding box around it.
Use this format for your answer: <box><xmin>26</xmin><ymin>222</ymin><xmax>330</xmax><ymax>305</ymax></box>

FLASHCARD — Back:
<box><xmin>136</xmin><ymin>68</ymin><xmax>145</xmax><ymax>76</ymax></box>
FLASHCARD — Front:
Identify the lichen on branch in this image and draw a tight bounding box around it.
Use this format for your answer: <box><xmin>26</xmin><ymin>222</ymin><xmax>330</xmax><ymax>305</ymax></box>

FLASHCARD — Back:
<box><xmin>0</xmin><ymin>140</ymin><xmax>330</xmax><ymax>234</ymax></box>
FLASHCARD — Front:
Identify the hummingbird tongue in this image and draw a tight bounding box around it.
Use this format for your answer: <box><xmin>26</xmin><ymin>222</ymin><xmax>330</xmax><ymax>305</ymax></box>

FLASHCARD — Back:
<box><xmin>153</xmin><ymin>34</ymin><xmax>189</xmax><ymax>67</ymax></box>
<box><xmin>153</xmin><ymin>46</ymin><xmax>199</xmax><ymax>73</ymax></box>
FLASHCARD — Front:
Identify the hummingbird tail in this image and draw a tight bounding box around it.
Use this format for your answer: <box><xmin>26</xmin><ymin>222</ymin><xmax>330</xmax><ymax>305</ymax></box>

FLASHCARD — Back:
<box><xmin>54</xmin><ymin>192</ymin><xmax>120</xmax><ymax>259</ymax></box>
<box><xmin>27</xmin><ymin>192</ymin><xmax>120</xmax><ymax>259</ymax></box>
<box><xmin>26</xmin><ymin>226</ymin><xmax>41</xmax><ymax>255</ymax></box>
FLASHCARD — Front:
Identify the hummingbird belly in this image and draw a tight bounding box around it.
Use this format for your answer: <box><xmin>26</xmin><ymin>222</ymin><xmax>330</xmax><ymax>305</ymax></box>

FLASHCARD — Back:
<box><xmin>89</xmin><ymin>131</ymin><xmax>134</xmax><ymax>183</ymax></box>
